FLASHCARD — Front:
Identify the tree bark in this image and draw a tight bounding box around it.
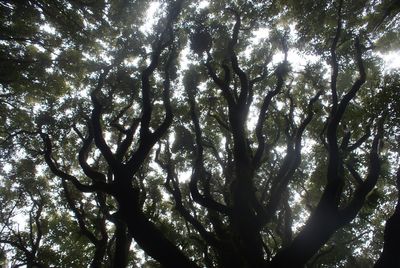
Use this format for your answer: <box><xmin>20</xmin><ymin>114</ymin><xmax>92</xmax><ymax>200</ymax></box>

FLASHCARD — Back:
<box><xmin>114</xmin><ymin>183</ymin><xmax>198</xmax><ymax>268</ymax></box>
<box><xmin>90</xmin><ymin>240</ymin><xmax>107</xmax><ymax>268</ymax></box>
<box><xmin>374</xmin><ymin>166</ymin><xmax>400</xmax><ymax>268</ymax></box>
<box><xmin>269</xmin><ymin>203</ymin><xmax>340</xmax><ymax>268</ymax></box>
<box><xmin>112</xmin><ymin>220</ymin><xmax>132</xmax><ymax>268</ymax></box>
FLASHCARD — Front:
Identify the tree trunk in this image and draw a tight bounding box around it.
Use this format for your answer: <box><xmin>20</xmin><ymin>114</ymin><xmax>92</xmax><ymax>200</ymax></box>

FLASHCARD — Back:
<box><xmin>374</xmin><ymin>209</ymin><xmax>400</xmax><ymax>268</ymax></box>
<box><xmin>112</xmin><ymin>220</ymin><xmax>132</xmax><ymax>268</ymax></box>
<box><xmin>90</xmin><ymin>239</ymin><xmax>107</xmax><ymax>268</ymax></box>
<box><xmin>374</xmin><ymin>166</ymin><xmax>400</xmax><ymax>267</ymax></box>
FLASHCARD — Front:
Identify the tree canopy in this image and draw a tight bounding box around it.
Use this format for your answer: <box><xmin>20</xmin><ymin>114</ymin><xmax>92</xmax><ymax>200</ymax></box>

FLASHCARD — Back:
<box><xmin>1</xmin><ymin>0</ymin><xmax>399</xmax><ymax>267</ymax></box>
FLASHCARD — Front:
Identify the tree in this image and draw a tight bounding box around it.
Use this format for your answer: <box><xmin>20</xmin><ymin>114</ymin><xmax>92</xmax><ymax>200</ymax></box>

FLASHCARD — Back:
<box><xmin>1</xmin><ymin>0</ymin><xmax>399</xmax><ymax>267</ymax></box>
<box><xmin>0</xmin><ymin>180</ymin><xmax>47</xmax><ymax>268</ymax></box>
<box><xmin>374</xmin><ymin>165</ymin><xmax>400</xmax><ymax>268</ymax></box>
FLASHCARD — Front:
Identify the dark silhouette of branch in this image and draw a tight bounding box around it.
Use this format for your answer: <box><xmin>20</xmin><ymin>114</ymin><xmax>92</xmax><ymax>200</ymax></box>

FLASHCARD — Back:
<box><xmin>205</xmin><ymin>56</ymin><xmax>235</xmax><ymax>107</ymax></box>
<box><xmin>155</xmin><ymin>145</ymin><xmax>221</xmax><ymax>248</ymax></box>
<box><xmin>339</xmin><ymin>117</ymin><xmax>384</xmax><ymax>223</ymax></box>
<box><xmin>262</xmin><ymin>90</ymin><xmax>322</xmax><ymax>227</ymax></box>
<box><xmin>125</xmin><ymin>34</ymin><xmax>176</xmax><ymax>174</ymax></box>
<box><xmin>40</xmin><ymin>132</ymin><xmax>111</xmax><ymax>193</ymax></box>
<box><xmin>253</xmin><ymin>65</ymin><xmax>286</xmax><ymax>168</ymax></box>
<box><xmin>227</xmin><ymin>8</ymin><xmax>250</xmax><ymax>108</ymax></box>
<box><xmin>74</xmin><ymin>125</ymin><xmax>108</xmax><ymax>183</ymax></box>
<box><xmin>330</xmin><ymin>0</ymin><xmax>343</xmax><ymax>112</ymax></box>
<box><xmin>61</xmin><ymin>179</ymin><xmax>98</xmax><ymax>244</ymax></box>
<box><xmin>187</xmin><ymin>83</ymin><xmax>231</xmax><ymax>215</ymax></box>
<box><xmin>90</xmin><ymin>66</ymin><xmax>120</xmax><ymax>171</ymax></box>
<box><xmin>61</xmin><ymin>179</ymin><xmax>108</xmax><ymax>267</ymax></box>
<box><xmin>345</xmin><ymin>162</ymin><xmax>364</xmax><ymax>185</ymax></box>
<box><xmin>347</xmin><ymin>126</ymin><xmax>371</xmax><ymax>151</ymax></box>
<box><xmin>270</xmin><ymin>37</ymin><xmax>375</xmax><ymax>268</ymax></box>
<box><xmin>0</xmin><ymin>192</ymin><xmax>47</xmax><ymax>268</ymax></box>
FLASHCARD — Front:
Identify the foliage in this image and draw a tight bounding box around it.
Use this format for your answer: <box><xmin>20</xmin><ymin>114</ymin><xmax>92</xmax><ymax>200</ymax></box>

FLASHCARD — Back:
<box><xmin>0</xmin><ymin>0</ymin><xmax>399</xmax><ymax>267</ymax></box>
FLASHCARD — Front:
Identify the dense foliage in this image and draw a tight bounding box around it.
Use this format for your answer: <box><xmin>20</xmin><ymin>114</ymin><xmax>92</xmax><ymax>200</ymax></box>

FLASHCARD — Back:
<box><xmin>1</xmin><ymin>0</ymin><xmax>399</xmax><ymax>267</ymax></box>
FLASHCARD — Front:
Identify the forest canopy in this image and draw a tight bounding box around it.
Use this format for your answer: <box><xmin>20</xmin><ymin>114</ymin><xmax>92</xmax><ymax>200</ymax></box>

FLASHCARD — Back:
<box><xmin>0</xmin><ymin>0</ymin><xmax>400</xmax><ymax>267</ymax></box>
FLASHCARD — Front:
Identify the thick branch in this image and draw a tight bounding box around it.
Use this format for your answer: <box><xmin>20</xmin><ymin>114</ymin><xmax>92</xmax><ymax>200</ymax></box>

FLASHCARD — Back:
<box><xmin>345</xmin><ymin>163</ymin><xmax>364</xmax><ymax>185</ymax></box>
<box><xmin>253</xmin><ymin>67</ymin><xmax>285</xmax><ymax>168</ymax></box>
<box><xmin>227</xmin><ymin>9</ymin><xmax>249</xmax><ymax>107</ymax></box>
<box><xmin>339</xmin><ymin>117</ymin><xmax>384</xmax><ymax>223</ymax></box>
<box><xmin>115</xmin><ymin>118</ymin><xmax>140</xmax><ymax>161</ymax></box>
<box><xmin>187</xmin><ymin>87</ymin><xmax>231</xmax><ymax>215</ymax></box>
<box><xmin>41</xmin><ymin>132</ymin><xmax>110</xmax><ymax>193</ymax></box>
<box><xmin>347</xmin><ymin>126</ymin><xmax>371</xmax><ymax>151</ymax></box>
<box><xmin>156</xmin><ymin>148</ymin><xmax>220</xmax><ymax>248</ymax></box>
<box><xmin>330</xmin><ymin>0</ymin><xmax>343</xmax><ymax>112</ymax></box>
<box><xmin>325</xmin><ymin>37</ymin><xmax>366</xmax><ymax>206</ymax></box>
<box><xmin>90</xmin><ymin>66</ymin><xmax>120</xmax><ymax>171</ymax></box>
<box><xmin>125</xmin><ymin>44</ymin><xmax>175</xmax><ymax>173</ymax></box>
<box><xmin>75</xmin><ymin>125</ymin><xmax>108</xmax><ymax>183</ymax></box>
<box><xmin>262</xmin><ymin>90</ymin><xmax>322</xmax><ymax>227</ymax></box>
<box><xmin>61</xmin><ymin>179</ymin><xmax>99</xmax><ymax>244</ymax></box>
<box><xmin>205</xmin><ymin>56</ymin><xmax>235</xmax><ymax>107</ymax></box>
<box><xmin>270</xmin><ymin>116</ymin><xmax>382</xmax><ymax>268</ymax></box>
